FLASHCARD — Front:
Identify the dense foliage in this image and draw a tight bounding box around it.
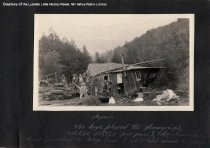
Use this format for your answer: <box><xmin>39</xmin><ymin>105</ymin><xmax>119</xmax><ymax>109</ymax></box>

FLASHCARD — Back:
<box><xmin>104</xmin><ymin>19</ymin><xmax>190</xmax><ymax>90</ymax></box>
<box><xmin>39</xmin><ymin>31</ymin><xmax>92</xmax><ymax>82</ymax></box>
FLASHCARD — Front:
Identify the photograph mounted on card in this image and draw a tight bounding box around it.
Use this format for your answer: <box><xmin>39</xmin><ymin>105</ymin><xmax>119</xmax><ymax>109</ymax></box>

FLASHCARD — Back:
<box><xmin>33</xmin><ymin>14</ymin><xmax>194</xmax><ymax>111</ymax></box>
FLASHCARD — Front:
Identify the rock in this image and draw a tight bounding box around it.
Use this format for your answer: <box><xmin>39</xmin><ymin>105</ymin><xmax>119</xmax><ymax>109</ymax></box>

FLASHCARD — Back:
<box><xmin>109</xmin><ymin>96</ymin><xmax>115</xmax><ymax>104</ymax></box>
<box><xmin>133</xmin><ymin>97</ymin><xmax>144</xmax><ymax>102</ymax></box>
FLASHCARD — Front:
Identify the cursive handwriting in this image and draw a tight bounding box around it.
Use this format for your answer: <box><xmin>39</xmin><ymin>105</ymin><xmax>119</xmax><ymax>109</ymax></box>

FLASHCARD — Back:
<box><xmin>91</xmin><ymin>113</ymin><xmax>113</xmax><ymax>120</ymax></box>
<box><xmin>26</xmin><ymin>122</ymin><xmax>205</xmax><ymax>146</ymax></box>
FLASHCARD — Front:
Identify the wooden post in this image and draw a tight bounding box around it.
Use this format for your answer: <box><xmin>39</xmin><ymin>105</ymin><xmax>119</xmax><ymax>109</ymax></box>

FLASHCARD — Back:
<box><xmin>121</xmin><ymin>54</ymin><xmax>127</xmax><ymax>77</ymax></box>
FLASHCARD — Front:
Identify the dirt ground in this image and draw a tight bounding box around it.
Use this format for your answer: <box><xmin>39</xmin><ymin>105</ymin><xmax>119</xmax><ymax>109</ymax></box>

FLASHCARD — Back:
<box><xmin>39</xmin><ymin>95</ymin><xmax>189</xmax><ymax>106</ymax></box>
<box><xmin>38</xmin><ymin>86</ymin><xmax>189</xmax><ymax>106</ymax></box>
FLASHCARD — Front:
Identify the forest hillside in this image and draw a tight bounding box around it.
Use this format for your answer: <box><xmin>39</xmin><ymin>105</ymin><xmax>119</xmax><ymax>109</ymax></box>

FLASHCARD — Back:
<box><xmin>103</xmin><ymin>19</ymin><xmax>189</xmax><ymax>90</ymax></box>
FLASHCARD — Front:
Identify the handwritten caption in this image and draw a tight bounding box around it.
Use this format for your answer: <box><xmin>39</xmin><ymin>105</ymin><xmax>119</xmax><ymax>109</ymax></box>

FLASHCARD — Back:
<box><xmin>2</xmin><ymin>2</ymin><xmax>107</xmax><ymax>7</ymax></box>
<box><xmin>27</xmin><ymin>114</ymin><xmax>205</xmax><ymax>145</ymax></box>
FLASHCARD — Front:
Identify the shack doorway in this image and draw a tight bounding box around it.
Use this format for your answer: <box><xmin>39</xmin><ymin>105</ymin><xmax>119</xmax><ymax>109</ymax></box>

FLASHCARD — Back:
<box><xmin>103</xmin><ymin>75</ymin><xmax>109</xmax><ymax>81</ymax></box>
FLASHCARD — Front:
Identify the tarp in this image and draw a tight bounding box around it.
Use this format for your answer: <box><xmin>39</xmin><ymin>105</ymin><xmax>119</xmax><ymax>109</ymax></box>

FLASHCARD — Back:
<box><xmin>153</xmin><ymin>89</ymin><xmax>179</xmax><ymax>102</ymax></box>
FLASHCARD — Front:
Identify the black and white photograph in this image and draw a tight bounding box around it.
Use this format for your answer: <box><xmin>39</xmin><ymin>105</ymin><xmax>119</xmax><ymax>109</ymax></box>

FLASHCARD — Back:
<box><xmin>33</xmin><ymin>14</ymin><xmax>194</xmax><ymax>111</ymax></box>
<box><xmin>3</xmin><ymin>0</ymin><xmax>210</xmax><ymax>146</ymax></box>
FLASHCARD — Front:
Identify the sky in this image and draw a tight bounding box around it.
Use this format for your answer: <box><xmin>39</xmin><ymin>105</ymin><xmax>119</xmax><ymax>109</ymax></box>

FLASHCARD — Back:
<box><xmin>35</xmin><ymin>14</ymin><xmax>191</xmax><ymax>55</ymax></box>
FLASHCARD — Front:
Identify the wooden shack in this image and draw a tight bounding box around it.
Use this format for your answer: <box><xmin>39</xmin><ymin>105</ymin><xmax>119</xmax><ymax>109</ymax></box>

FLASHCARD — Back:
<box><xmin>86</xmin><ymin>62</ymin><xmax>164</xmax><ymax>97</ymax></box>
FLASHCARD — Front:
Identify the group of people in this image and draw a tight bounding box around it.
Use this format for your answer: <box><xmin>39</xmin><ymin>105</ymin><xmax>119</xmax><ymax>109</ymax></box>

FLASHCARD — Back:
<box><xmin>72</xmin><ymin>74</ymin><xmax>85</xmax><ymax>85</ymax></box>
<box><xmin>59</xmin><ymin>73</ymin><xmax>88</xmax><ymax>99</ymax></box>
<box><xmin>61</xmin><ymin>73</ymin><xmax>112</xmax><ymax>101</ymax></box>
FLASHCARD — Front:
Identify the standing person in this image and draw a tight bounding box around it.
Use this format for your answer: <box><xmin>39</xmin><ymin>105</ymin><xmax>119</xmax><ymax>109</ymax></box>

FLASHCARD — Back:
<box><xmin>54</xmin><ymin>72</ymin><xmax>58</xmax><ymax>83</ymax></box>
<box><xmin>89</xmin><ymin>79</ymin><xmax>95</xmax><ymax>96</ymax></box>
<box><xmin>72</xmin><ymin>74</ymin><xmax>78</xmax><ymax>84</ymax></box>
<box><xmin>102</xmin><ymin>79</ymin><xmax>112</xmax><ymax>96</ymax></box>
<box><xmin>62</xmin><ymin>74</ymin><xmax>67</xmax><ymax>89</ymax></box>
<box><xmin>78</xmin><ymin>74</ymin><xmax>84</xmax><ymax>85</ymax></box>
<box><xmin>73</xmin><ymin>82</ymin><xmax>88</xmax><ymax>99</ymax></box>
<box><xmin>72</xmin><ymin>74</ymin><xmax>78</xmax><ymax>91</ymax></box>
<box><xmin>102</xmin><ymin>79</ymin><xmax>108</xmax><ymax>95</ymax></box>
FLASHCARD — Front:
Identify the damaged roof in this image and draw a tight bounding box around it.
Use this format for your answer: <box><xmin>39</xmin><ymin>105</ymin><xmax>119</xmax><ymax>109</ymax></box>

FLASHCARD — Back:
<box><xmin>87</xmin><ymin>62</ymin><xmax>164</xmax><ymax>76</ymax></box>
<box><xmin>87</xmin><ymin>63</ymin><xmax>127</xmax><ymax>76</ymax></box>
